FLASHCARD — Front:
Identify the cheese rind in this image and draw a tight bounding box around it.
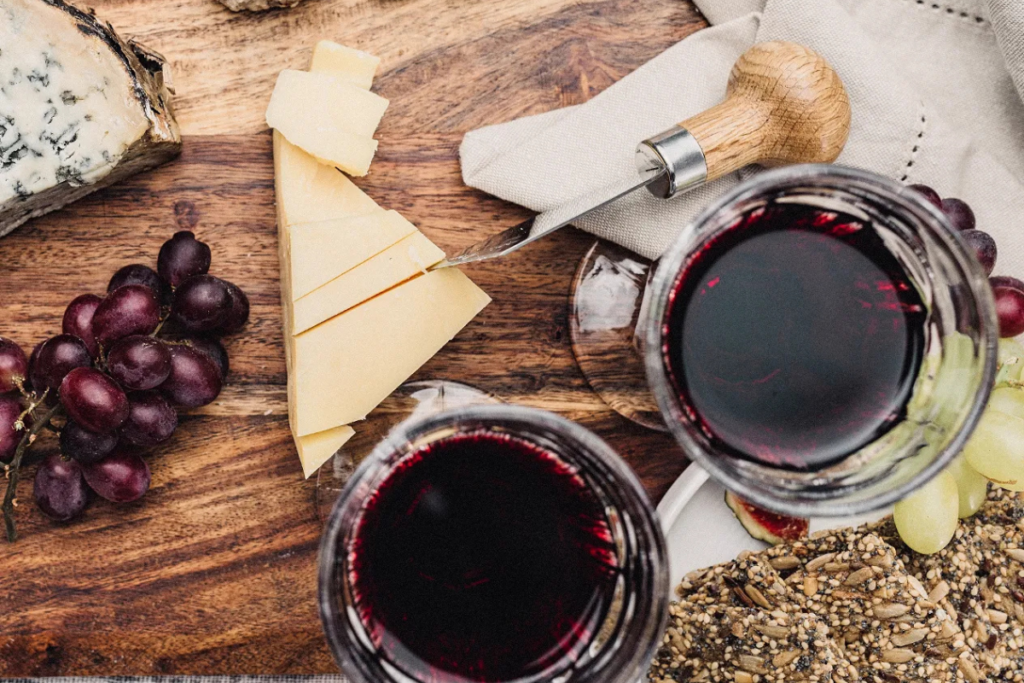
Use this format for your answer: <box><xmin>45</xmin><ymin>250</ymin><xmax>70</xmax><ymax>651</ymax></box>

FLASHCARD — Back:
<box><xmin>265</xmin><ymin>70</ymin><xmax>388</xmax><ymax>177</ymax></box>
<box><xmin>292</xmin><ymin>268</ymin><xmax>491</xmax><ymax>436</ymax></box>
<box><xmin>289</xmin><ymin>210</ymin><xmax>417</xmax><ymax>300</ymax></box>
<box><xmin>273</xmin><ymin>132</ymin><xmax>380</xmax><ymax>229</ymax></box>
<box><xmin>0</xmin><ymin>0</ymin><xmax>181</xmax><ymax>236</ymax></box>
<box><xmin>218</xmin><ymin>0</ymin><xmax>304</xmax><ymax>11</ymax></box>
<box><xmin>311</xmin><ymin>41</ymin><xmax>380</xmax><ymax>88</ymax></box>
<box><xmin>292</xmin><ymin>231</ymin><xmax>445</xmax><ymax>334</ymax></box>
<box><xmin>297</xmin><ymin>425</ymin><xmax>355</xmax><ymax>479</ymax></box>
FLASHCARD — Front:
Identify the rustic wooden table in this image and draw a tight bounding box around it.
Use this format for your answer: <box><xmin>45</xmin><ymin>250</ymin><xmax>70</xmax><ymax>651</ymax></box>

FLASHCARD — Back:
<box><xmin>0</xmin><ymin>0</ymin><xmax>706</xmax><ymax>674</ymax></box>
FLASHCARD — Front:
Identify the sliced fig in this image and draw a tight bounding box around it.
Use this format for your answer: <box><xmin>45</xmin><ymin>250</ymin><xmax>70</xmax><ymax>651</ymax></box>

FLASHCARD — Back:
<box><xmin>725</xmin><ymin>491</ymin><xmax>809</xmax><ymax>545</ymax></box>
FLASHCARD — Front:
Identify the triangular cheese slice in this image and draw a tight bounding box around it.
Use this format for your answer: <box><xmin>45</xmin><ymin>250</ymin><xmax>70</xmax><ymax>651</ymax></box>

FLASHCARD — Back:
<box><xmin>266</xmin><ymin>70</ymin><xmax>388</xmax><ymax>176</ymax></box>
<box><xmin>291</xmin><ymin>268</ymin><xmax>491</xmax><ymax>436</ymax></box>
<box><xmin>292</xmin><ymin>231</ymin><xmax>445</xmax><ymax>334</ymax></box>
<box><xmin>274</xmin><ymin>42</ymin><xmax>389</xmax><ymax>481</ymax></box>
<box><xmin>297</xmin><ymin>425</ymin><xmax>355</xmax><ymax>479</ymax></box>
<box><xmin>311</xmin><ymin>41</ymin><xmax>380</xmax><ymax>88</ymax></box>
<box><xmin>289</xmin><ymin>210</ymin><xmax>417</xmax><ymax>300</ymax></box>
<box><xmin>273</xmin><ymin>132</ymin><xmax>380</xmax><ymax>229</ymax></box>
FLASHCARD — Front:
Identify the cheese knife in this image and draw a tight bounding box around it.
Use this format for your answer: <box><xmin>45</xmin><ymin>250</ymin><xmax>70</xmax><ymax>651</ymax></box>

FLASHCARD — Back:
<box><xmin>432</xmin><ymin>41</ymin><xmax>851</xmax><ymax>270</ymax></box>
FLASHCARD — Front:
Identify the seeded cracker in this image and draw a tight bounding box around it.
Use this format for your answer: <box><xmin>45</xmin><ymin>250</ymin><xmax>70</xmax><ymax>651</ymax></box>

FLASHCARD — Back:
<box><xmin>677</xmin><ymin>553</ymin><xmax>793</xmax><ymax>609</ymax></box>
<box><xmin>757</xmin><ymin>532</ymin><xmax>978</xmax><ymax>682</ymax></box>
<box><xmin>873</xmin><ymin>489</ymin><xmax>1024</xmax><ymax>679</ymax></box>
<box><xmin>648</xmin><ymin>605</ymin><xmax>848</xmax><ymax>683</ymax></box>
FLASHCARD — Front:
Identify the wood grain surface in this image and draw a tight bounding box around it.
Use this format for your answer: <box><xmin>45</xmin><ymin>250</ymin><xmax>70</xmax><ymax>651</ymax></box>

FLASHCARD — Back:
<box><xmin>0</xmin><ymin>0</ymin><xmax>706</xmax><ymax>675</ymax></box>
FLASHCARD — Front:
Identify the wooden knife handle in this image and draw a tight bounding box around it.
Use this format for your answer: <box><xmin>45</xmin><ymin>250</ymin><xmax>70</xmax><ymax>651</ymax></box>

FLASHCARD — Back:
<box><xmin>681</xmin><ymin>41</ymin><xmax>851</xmax><ymax>182</ymax></box>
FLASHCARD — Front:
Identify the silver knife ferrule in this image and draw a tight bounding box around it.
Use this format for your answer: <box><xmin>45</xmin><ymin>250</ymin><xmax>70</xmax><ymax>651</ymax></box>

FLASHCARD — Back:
<box><xmin>636</xmin><ymin>126</ymin><xmax>707</xmax><ymax>199</ymax></box>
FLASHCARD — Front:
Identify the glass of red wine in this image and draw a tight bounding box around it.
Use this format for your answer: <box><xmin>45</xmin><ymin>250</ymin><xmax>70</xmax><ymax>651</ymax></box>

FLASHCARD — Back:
<box><xmin>319</xmin><ymin>404</ymin><xmax>668</xmax><ymax>683</ymax></box>
<box><xmin>314</xmin><ymin>380</ymin><xmax>502</xmax><ymax>523</ymax></box>
<box><xmin>642</xmin><ymin>165</ymin><xmax>998</xmax><ymax>516</ymax></box>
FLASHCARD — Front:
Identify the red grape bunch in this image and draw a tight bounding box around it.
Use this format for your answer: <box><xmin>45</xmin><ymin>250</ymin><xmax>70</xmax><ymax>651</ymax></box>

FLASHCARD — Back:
<box><xmin>1</xmin><ymin>231</ymin><xmax>249</xmax><ymax>541</ymax></box>
<box><xmin>908</xmin><ymin>184</ymin><xmax>1024</xmax><ymax>338</ymax></box>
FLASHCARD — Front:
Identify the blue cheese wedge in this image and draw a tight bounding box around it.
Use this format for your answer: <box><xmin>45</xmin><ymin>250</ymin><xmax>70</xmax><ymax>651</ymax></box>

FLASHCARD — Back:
<box><xmin>0</xmin><ymin>0</ymin><xmax>181</xmax><ymax>236</ymax></box>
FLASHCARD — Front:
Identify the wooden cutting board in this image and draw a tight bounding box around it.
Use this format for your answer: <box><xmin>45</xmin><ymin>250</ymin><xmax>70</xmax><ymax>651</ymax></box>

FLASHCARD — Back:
<box><xmin>0</xmin><ymin>0</ymin><xmax>705</xmax><ymax>675</ymax></box>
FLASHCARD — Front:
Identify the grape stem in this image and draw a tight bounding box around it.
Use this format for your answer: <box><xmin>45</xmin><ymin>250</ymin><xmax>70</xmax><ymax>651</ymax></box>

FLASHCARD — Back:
<box><xmin>152</xmin><ymin>315</ymin><xmax>169</xmax><ymax>338</ymax></box>
<box><xmin>3</xmin><ymin>402</ymin><xmax>63</xmax><ymax>542</ymax></box>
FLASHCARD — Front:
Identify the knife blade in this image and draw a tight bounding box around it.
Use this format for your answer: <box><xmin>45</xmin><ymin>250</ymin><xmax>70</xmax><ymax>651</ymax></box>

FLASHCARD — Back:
<box><xmin>430</xmin><ymin>165</ymin><xmax>667</xmax><ymax>270</ymax></box>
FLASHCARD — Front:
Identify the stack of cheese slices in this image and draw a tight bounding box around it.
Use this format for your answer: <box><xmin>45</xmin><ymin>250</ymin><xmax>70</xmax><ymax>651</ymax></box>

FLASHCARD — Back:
<box><xmin>266</xmin><ymin>41</ymin><xmax>492</xmax><ymax>478</ymax></box>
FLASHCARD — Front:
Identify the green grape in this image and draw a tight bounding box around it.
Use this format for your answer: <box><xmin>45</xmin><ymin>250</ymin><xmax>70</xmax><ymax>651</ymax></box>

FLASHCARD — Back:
<box><xmin>893</xmin><ymin>470</ymin><xmax>959</xmax><ymax>554</ymax></box>
<box><xmin>997</xmin><ymin>338</ymin><xmax>1024</xmax><ymax>385</ymax></box>
<box><xmin>989</xmin><ymin>386</ymin><xmax>1024</xmax><ymax>421</ymax></box>
<box><xmin>906</xmin><ymin>332</ymin><xmax>975</xmax><ymax>425</ymax></box>
<box><xmin>945</xmin><ymin>455</ymin><xmax>989</xmax><ymax>518</ymax></box>
<box><xmin>964</xmin><ymin>408</ymin><xmax>1024</xmax><ymax>491</ymax></box>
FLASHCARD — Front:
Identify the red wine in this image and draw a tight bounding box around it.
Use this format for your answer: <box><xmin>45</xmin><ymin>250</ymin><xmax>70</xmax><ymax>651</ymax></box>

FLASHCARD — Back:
<box><xmin>348</xmin><ymin>430</ymin><xmax>619</xmax><ymax>683</ymax></box>
<box><xmin>663</xmin><ymin>203</ymin><xmax>927</xmax><ymax>470</ymax></box>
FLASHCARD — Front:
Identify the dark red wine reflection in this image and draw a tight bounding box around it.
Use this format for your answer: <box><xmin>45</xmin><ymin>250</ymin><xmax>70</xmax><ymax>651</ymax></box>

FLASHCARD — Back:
<box><xmin>663</xmin><ymin>202</ymin><xmax>927</xmax><ymax>471</ymax></box>
<box><xmin>347</xmin><ymin>430</ymin><xmax>619</xmax><ymax>683</ymax></box>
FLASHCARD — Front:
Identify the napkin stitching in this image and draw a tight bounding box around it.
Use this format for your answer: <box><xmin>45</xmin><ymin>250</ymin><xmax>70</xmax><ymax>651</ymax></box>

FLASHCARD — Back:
<box><xmin>906</xmin><ymin>0</ymin><xmax>988</xmax><ymax>25</ymax></box>
<box><xmin>900</xmin><ymin>105</ymin><xmax>929</xmax><ymax>182</ymax></box>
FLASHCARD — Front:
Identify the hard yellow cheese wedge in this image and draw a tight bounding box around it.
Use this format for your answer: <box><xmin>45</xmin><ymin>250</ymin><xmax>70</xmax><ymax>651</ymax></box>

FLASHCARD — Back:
<box><xmin>285</xmin><ymin>48</ymin><xmax>382</xmax><ymax>477</ymax></box>
<box><xmin>265</xmin><ymin>70</ymin><xmax>388</xmax><ymax>176</ymax></box>
<box><xmin>296</xmin><ymin>425</ymin><xmax>356</xmax><ymax>479</ymax></box>
<box><xmin>311</xmin><ymin>41</ymin><xmax>380</xmax><ymax>89</ymax></box>
<box><xmin>273</xmin><ymin>132</ymin><xmax>380</xmax><ymax>229</ymax></box>
<box><xmin>276</xmin><ymin>48</ymin><xmax>385</xmax><ymax>476</ymax></box>
<box><xmin>291</xmin><ymin>268</ymin><xmax>491</xmax><ymax>436</ymax></box>
<box><xmin>289</xmin><ymin>210</ymin><xmax>417</xmax><ymax>300</ymax></box>
<box><xmin>292</xmin><ymin>231</ymin><xmax>445</xmax><ymax>334</ymax></box>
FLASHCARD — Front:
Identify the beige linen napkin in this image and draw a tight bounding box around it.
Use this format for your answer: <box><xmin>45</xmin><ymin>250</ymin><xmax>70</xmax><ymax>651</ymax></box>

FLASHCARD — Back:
<box><xmin>460</xmin><ymin>0</ymin><xmax>1024</xmax><ymax>280</ymax></box>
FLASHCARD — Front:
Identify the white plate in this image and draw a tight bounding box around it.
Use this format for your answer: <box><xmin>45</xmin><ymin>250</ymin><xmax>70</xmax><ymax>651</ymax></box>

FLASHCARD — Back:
<box><xmin>655</xmin><ymin>464</ymin><xmax>891</xmax><ymax>593</ymax></box>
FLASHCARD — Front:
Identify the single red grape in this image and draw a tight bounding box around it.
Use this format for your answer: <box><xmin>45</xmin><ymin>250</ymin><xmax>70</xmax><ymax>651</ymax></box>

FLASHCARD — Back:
<box><xmin>60</xmin><ymin>367</ymin><xmax>129</xmax><ymax>434</ymax></box>
<box><xmin>92</xmin><ymin>285</ymin><xmax>161</xmax><ymax>347</ymax></box>
<box><xmin>908</xmin><ymin>183</ymin><xmax>942</xmax><ymax>208</ymax></box>
<box><xmin>107</xmin><ymin>336</ymin><xmax>172</xmax><ymax>391</ymax></box>
<box><xmin>62</xmin><ymin>293</ymin><xmax>103</xmax><ymax>357</ymax></box>
<box><xmin>184</xmin><ymin>337</ymin><xmax>229</xmax><ymax>381</ymax></box>
<box><xmin>0</xmin><ymin>395</ymin><xmax>24</xmax><ymax>463</ymax></box>
<box><xmin>121</xmin><ymin>391</ymin><xmax>178</xmax><ymax>448</ymax></box>
<box><xmin>60</xmin><ymin>420</ymin><xmax>118</xmax><ymax>464</ymax></box>
<box><xmin>159</xmin><ymin>231</ymin><xmax>211</xmax><ymax>288</ymax></box>
<box><xmin>991</xmin><ymin>275</ymin><xmax>1024</xmax><ymax>293</ymax></box>
<box><xmin>34</xmin><ymin>454</ymin><xmax>88</xmax><ymax>522</ymax></box>
<box><xmin>961</xmin><ymin>230</ymin><xmax>997</xmax><ymax>275</ymax></box>
<box><xmin>109</xmin><ymin>264</ymin><xmax>167</xmax><ymax>303</ymax></box>
<box><xmin>994</xmin><ymin>286</ymin><xmax>1024</xmax><ymax>338</ymax></box>
<box><xmin>82</xmin><ymin>450</ymin><xmax>150</xmax><ymax>503</ymax></box>
<box><xmin>171</xmin><ymin>275</ymin><xmax>232</xmax><ymax>333</ymax></box>
<box><xmin>940</xmin><ymin>197</ymin><xmax>976</xmax><ymax>232</ymax></box>
<box><xmin>218</xmin><ymin>281</ymin><xmax>250</xmax><ymax>334</ymax></box>
<box><xmin>162</xmin><ymin>345</ymin><xmax>222</xmax><ymax>408</ymax></box>
<box><xmin>0</xmin><ymin>337</ymin><xmax>28</xmax><ymax>394</ymax></box>
<box><xmin>31</xmin><ymin>335</ymin><xmax>92</xmax><ymax>395</ymax></box>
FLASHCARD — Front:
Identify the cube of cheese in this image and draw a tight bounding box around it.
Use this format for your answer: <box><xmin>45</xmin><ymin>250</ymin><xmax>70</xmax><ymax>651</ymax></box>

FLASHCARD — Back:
<box><xmin>265</xmin><ymin>70</ymin><xmax>388</xmax><ymax>176</ymax></box>
<box><xmin>288</xmin><ymin>210</ymin><xmax>417</xmax><ymax>300</ymax></box>
<box><xmin>273</xmin><ymin>132</ymin><xmax>380</xmax><ymax>229</ymax></box>
<box><xmin>311</xmin><ymin>41</ymin><xmax>380</xmax><ymax>88</ymax></box>
<box><xmin>291</xmin><ymin>268</ymin><xmax>491</xmax><ymax>436</ymax></box>
<box><xmin>292</xmin><ymin>231</ymin><xmax>445</xmax><ymax>334</ymax></box>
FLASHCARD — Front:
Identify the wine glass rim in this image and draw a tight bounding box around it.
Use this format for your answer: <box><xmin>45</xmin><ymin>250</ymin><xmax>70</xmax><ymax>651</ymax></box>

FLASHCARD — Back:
<box><xmin>318</xmin><ymin>403</ymin><xmax>669</xmax><ymax>683</ymax></box>
<box><xmin>642</xmin><ymin>163</ymin><xmax>998</xmax><ymax>517</ymax></box>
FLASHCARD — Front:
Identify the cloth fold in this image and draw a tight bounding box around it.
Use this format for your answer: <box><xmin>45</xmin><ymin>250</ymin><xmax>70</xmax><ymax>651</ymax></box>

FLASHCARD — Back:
<box><xmin>461</xmin><ymin>0</ymin><xmax>1024</xmax><ymax>277</ymax></box>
